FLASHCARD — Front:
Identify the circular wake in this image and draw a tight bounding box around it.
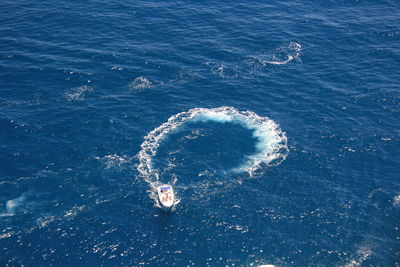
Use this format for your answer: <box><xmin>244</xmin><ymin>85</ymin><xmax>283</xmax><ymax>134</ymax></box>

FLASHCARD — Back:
<box><xmin>137</xmin><ymin>107</ymin><xmax>288</xmax><ymax>205</ymax></box>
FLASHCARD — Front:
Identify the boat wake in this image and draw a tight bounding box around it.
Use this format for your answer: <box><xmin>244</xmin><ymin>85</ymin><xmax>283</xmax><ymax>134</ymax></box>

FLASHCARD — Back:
<box><xmin>137</xmin><ymin>107</ymin><xmax>288</xmax><ymax>207</ymax></box>
<box><xmin>258</xmin><ymin>42</ymin><xmax>301</xmax><ymax>65</ymax></box>
<box><xmin>205</xmin><ymin>42</ymin><xmax>301</xmax><ymax>79</ymax></box>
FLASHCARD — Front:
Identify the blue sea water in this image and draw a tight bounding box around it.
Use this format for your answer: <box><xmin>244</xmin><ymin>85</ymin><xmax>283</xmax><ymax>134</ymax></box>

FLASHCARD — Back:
<box><xmin>1</xmin><ymin>0</ymin><xmax>399</xmax><ymax>265</ymax></box>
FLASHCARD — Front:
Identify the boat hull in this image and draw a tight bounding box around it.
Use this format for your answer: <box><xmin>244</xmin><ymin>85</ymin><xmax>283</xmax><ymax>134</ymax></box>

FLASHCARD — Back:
<box><xmin>157</xmin><ymin>184</ymin><xmax>174</xmax><ymax>209</ymax></box>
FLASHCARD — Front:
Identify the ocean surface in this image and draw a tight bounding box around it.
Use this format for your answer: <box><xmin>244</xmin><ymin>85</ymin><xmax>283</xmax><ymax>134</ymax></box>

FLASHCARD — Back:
<box><xmin>0</xmin><ymin>0</ymin><xmax>399</xmax><ymax>266</ymax></box>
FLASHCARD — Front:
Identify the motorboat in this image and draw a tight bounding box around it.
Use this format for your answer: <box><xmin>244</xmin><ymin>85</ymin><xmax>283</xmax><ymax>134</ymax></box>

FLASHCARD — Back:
<box><xmin>157</xmin><ymin>184</ymin><xmax>174</xmax><ymax>209</ymax></box>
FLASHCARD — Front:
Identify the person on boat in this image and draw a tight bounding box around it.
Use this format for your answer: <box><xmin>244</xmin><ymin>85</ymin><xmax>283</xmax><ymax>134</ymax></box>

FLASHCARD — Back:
<box><xmin>162</xmin><ymin>192</ymin><xmax>168</xmax><ymax>202</ymax></box>
<box><xmin>163</xmin><ymin>192</ymin><xmax>172</xmax><ymax>202</ymax></box>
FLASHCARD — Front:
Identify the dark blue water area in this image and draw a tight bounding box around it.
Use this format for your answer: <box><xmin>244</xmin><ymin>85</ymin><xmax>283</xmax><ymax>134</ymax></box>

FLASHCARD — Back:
<box><xmin>153</xmin><ymin>120</ymin><xmax>258</xmax><ymax>185</ymax></box>
<box><xmin>1</xmin><ymin>0</ymin><xmax>400</xmax><ymax>266</ymax></box>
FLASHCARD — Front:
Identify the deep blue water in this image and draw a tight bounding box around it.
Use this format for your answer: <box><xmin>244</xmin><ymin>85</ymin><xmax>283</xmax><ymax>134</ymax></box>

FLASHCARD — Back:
<box><xmin>1</xmin><ymin>0</ymin><xmax>399</xmax><ymax>266</ymax></box>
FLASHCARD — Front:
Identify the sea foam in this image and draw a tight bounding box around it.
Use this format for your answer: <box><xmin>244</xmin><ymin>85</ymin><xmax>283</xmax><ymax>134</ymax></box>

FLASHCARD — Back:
<box><xmin>65</xmin><ymin>85</ymin><xmax>93</xmax><ymax>101</ymax></box>
<box><xmin>393</xmin><ymin>195</ymin><xmax>400</xmax><ymax>207</ymax></box>
<box><xmin>129</xmin><ymin>76</ymin><xmax>152</xmax><ymax>91</ymax></box>
<box><xmin>260</xmin><ymin>42</ymin><xmax>301</xmax><ymax>65</ymax></box>
<box><xmin>137</xmin><ymin>107</ymin><xmax>288</xmax><ymax>206</ymax></box>
<box><xmin>0</xmin><ymin>194</ymin><xmax>26</xmax><ymax>217</ymax></box>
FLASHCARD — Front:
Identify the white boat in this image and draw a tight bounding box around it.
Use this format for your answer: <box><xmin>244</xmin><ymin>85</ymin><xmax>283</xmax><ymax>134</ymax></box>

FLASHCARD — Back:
<box><xmin>157</xmin><ymin>184</ymin><xmax>174</xmax><ymax>209</ymax></box>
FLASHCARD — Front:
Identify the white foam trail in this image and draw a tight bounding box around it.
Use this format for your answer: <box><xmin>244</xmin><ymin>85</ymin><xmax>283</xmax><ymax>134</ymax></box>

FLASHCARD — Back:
<box><xmin>137</xmin><ymin>107</ymin><xmax>288</xmax><ymax>206</ymax></box>
<box><xmin>262</xmin><ymin>42</ymin><xmax>301</xmax><ymax>65</ymax></box>
<box><xmin>264</xmin><ymin>55</ymin><xmax>294</xmax><ymax>65</ymax></box>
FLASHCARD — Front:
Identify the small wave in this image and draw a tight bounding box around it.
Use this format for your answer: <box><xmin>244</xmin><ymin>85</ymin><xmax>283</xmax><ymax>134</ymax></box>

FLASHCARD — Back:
<box><xmin>137</xmin><ymin>107</ymin><xmax>288</xmax><ymax>206</ymax></box>
<box><xmin>65</xmin><ymin>85</ymin><xmax>93</xmax><ymax>101</ymax></box>
<box><xmin>129</xmin><ymin>76</ymin><xmax>152</xmax><ymax>91</ymax></box>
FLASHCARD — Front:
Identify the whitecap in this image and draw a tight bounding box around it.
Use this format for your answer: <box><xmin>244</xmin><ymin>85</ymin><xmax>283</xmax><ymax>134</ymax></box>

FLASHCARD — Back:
<box><xmin>137</xmin><ymin>107</ymin><xmax>288</xmax><ymax>206</ymax></box>
<box><xmin>393</xmin><ymin>195</ymin><xmax>400</xmax><ymax>207</ymax></box>
<box><xmin>37</xmin><ymin>216</ymin><xmax>56</xmax><ymax>228</ymax></box>
<box><xmin>64</xmin><ymin>205</ymin><xmax>85</xmax><ymax>219</ymax></box>
<box><xmin>263</xmin><ymin>55</ymin><xmax>294</xmax><ymax>65</ymax></box>
<box><xmin>65</xmin><ymin>85</ymin><xmax>93</xmax><ymax>101</ymax></box>
<box><xmin>260</xmin><ymin>42</ymin><xmax>301</xmax><ymax>65</ymax></box>
<box><xmin>0</xmin><ymin>194</ymin><xmax>27</xmax><ymax>217</ymax></box>
<box><xmin>344</xmin><ymin>246</ymin><xmax>372</xmax><ymax>267</ymax></box>
<box><xmin>129</xmin><ymin>76</ymin><xmax>152</xmax><ymax>91</ymax></box>
<box><xmin>0</xmin><ymin>231</ymin><xmax>14</xmax><ymax>239</ymax></box>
